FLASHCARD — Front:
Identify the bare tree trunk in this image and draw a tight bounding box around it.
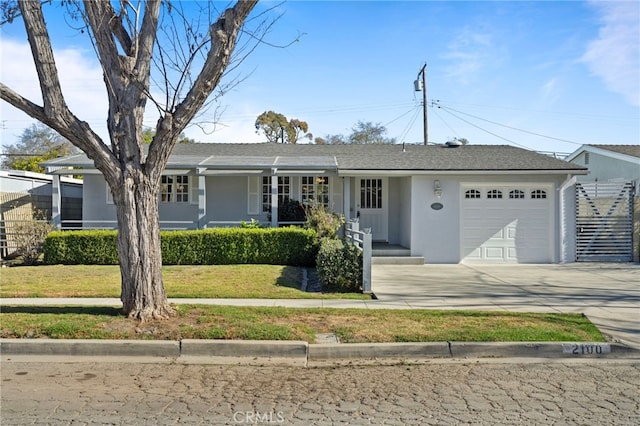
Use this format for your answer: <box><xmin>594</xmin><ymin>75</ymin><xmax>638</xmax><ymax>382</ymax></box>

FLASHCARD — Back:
<box><xmin>112</xmin><ymin>169</ymin><xmax>172</xmax><ymax>320</ymax></box>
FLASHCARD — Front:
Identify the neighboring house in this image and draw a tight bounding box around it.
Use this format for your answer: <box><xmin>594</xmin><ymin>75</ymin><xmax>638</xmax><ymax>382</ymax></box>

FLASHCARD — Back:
<box><xmin>566</xmin><ymin>144</ymin><xmax>639</xmax><ymax>262</ymax></box>
<box><xmin>565</xmin><ymin>144</ymin><xmax>640</xmax><ymax>189</ymax></box>
<box><xmin>42</xmin><ymin>143</ymin><xmax>588</xmax><ymax>264</ymax></box>
<box><xmin>0</xmin><ymin>169</ymin><xmax>83</xmax><ymax>258</ymax></box>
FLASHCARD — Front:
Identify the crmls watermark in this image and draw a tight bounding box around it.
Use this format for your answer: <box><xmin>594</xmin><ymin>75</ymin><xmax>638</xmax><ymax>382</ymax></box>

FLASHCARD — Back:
<box><xmin>233</xmin><ymin>411</ymin><xmax>285</xmax><ymax>424</ymax></box>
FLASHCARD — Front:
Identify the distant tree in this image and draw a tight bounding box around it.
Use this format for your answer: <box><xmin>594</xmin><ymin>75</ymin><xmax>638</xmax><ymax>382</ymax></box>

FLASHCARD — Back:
<box><xmin>255</xmin><ymin>111</ymin><xmax>312</xmax><ymax>144</ymax></box>
<box><xmin>142</xmin><ymin>128</ymin><xmax>195</xmax><ymax>144</ymax></box>
<box><xmin>316</xmin><ymin>121</ymin><xmax>394</xmax><ymax>145</ymax></box>
<box><xmin>348</xmin><ymin>121</ymin><xmax>395</xmax><ymax>144</ymax></box>
<box><xmin>315</xmin><ymin>134</ymin><xmax>346</xmax><ymax>145</ymax></box>
<box><xmin>1</xmin><ymin>123</ymin><xmax>77</xmax><ymax>172</ymax></box>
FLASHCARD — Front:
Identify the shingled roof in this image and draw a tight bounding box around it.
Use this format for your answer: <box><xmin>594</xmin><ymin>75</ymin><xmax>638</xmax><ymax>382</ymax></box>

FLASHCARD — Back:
<box><xmin>43</xmin><ymin>143</ymin><xmax>588</xmax><ymax>174</ymax></box>
<box><xmin>588</xmin><ymin>145</ymin><xmax>640</xmax><ymax>159</ymax></box>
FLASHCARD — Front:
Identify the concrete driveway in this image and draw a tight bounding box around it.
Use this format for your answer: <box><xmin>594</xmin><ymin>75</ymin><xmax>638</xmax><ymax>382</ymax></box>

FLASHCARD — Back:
<box><xmin>371</xmin><ymin>263</ymin><xmax>640</xmax><ymax>349</ymax></box>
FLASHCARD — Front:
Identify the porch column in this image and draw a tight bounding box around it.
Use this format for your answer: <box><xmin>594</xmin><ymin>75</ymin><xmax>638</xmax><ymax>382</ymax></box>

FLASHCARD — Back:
<box><xmin>197</xmin><ymin>168</ymin><xmax>207</xmax><ymax>229</ymax></box>
<box><xmin>271</xmin><ymin>168</ymin><xmax>278</xmax><ymax>228</ymax></box>
<box><xmin>51</xmin><ymin>174</ymin><xmax>61</xmax><ymax>229</ymax></box>
<box><xmin>342</xmin><ymin>177</ymin><xmax>351</xmax><ymax>220</ymax></box>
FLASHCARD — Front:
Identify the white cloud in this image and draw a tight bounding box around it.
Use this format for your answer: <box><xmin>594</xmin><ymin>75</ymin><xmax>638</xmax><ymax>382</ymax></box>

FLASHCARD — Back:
<box><xmin>441</xmin><ymin>27</ymin><xmax>494</xmax><ymax>85</ymax></box>
<box><xmin>1</xmin><ymin>37</ymin><xmax>264</xmax><ymax>147</ymax></box>
<box><xmin>0</xmin><ymin>38</ymin><xmax>109</xmax><ymax>146</ymax></box>
<box><xmin>582</xmin><ymin>1</ymin><xmax>640</xmax><ymax>107</ymax></box>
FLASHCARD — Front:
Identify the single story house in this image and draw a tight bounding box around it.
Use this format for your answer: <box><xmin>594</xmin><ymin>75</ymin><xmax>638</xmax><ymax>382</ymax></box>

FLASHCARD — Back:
<box><xmin>43</xmin><ymin>142</ymin><xmax>589</xmax><ymax>264</ymax></box>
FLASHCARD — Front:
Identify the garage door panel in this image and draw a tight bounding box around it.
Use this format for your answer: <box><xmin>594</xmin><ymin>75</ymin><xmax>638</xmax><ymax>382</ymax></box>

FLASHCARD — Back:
<box><xmin>462</xmin><ymin>185</ymin><xmax>551</xmax><ymax>263</ymax></box>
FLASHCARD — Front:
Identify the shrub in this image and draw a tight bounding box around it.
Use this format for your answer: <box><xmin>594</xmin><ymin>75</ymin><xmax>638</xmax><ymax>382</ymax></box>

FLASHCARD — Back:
<box><xmin>240</xmin><ymin>219</ymin><xmax>263</xmax><ymax>229</ymax></box>
<box><xmin>316</xmin><ymin>238</ymin><xmax>362</xmax><ymax>292</ymax></box>
<box><xmin>13</xmin><ymin>217</ymin><xmax>53</xmax><ymax>265</ymax></box>
<box><xmin>44</xmin><ymin>227</ymin><xmax>319</xmax><ymax>266</ymax></box>
<box><xmin>305</xmin><ymin>202</ymin><xmax>345</xmax><ymax>240</ymax></box>
<box><xmin>43</xmin><ymin>230</ymin><xmax>119</xmax><ymax>265</ymax></box>
<box><xmin>161</xmin><ymin>227</ymin><xmax>318</xmax><ymax>266</ymax></box>
<box><xmin>279</xmin><ymin>198</ymin><xmax>306</xmax><ymax>222</ymax></box>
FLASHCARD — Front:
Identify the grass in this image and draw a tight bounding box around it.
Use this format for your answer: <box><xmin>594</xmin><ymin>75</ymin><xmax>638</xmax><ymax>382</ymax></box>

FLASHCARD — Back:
<box><xmin>0</xmin><ymin>264</ymin><xmax>606</xmax><ymax>344</ymax></box>
<box><xmin>0</xmin><ymin>264</ymin><xmax>369</xmax><ymax>299</ymax></box>
<box><xmin>0</xmin><ymin>305</ymin><xmax>605</xmax><ymax>343</ymax></box>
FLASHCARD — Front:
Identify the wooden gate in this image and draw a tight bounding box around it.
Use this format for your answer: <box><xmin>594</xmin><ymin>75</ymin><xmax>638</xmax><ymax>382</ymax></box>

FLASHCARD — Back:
<box><xmin>576</xmin><ymin>181</ymin><xmax>635</xmax><ymax>262</ymax></box>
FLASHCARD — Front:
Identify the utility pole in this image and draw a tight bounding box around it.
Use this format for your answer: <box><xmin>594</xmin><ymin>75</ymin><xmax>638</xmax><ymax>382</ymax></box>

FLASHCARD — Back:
<box><xmin>415</xmin><ymin>63</ymin><xmax>428</xmax><ymax>145</ymax></box>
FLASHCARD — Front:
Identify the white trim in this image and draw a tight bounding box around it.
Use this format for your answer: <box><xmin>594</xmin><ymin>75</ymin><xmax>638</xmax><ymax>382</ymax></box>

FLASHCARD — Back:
<box><xmin>565</xmin><ymin>145</ymin><xmax>640</xmax><ymax>165</ymax></box>
<box><xmin>247</xmin><ymin>176</ymin><xmax>260</xmax><ymax>215</ymax></box>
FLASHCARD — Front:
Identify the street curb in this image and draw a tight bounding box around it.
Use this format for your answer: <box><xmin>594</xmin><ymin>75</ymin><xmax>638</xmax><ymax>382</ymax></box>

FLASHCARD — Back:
<box><xmin>448</xmin><ymin>342</ymin><xmax>639</xmax><ymax>359</ymax></box>
<box><xmin>309</xmin><ymin>342</ymin><xmax>451</xmax><ymax>360</ymax></box>
<box><xmin>0</xmin><ymin>339</ymin><xmax>180</xmax><ymax>358</ymax></box>
<box><xmin>1</xmin><ymin>339</ymin><xmax>638</xmax><ymax>364</ymax></box>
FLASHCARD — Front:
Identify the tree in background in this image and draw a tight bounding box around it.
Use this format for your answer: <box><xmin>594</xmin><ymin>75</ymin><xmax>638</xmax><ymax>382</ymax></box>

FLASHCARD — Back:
<box><xmin>348</xmin><ymin>121</ymin><xmax>396</xmax><ymax>144</ymax></box>
<box><xmin>141</xmin><ymin>128</ymin><xmax>195</xmax><ymax>144</ymax></box>
<box><xmin>1</xmin><ymin>123</ymin><xmax>77</xmax><ymax>172</ymax></box>
<box><xmin>315</xmin><ymin>121</ymin><xmax>396</xmax><ymax>145</ymax></box>
<box><xmin>255</xmin><ymin>110</ymin><xmax>312</xmax><ymax>144</ymax></box>
<box><xmin>1</xmin><ymin>0</ymin><xmax>260</xmax><ymax>320</ymax></box>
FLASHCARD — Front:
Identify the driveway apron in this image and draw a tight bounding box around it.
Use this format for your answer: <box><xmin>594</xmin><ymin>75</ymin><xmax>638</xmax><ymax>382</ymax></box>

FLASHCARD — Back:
<box><xmin>371</xmin><ymin>263</ymin><xmax>640</xmax><ymax>349</ymax></box>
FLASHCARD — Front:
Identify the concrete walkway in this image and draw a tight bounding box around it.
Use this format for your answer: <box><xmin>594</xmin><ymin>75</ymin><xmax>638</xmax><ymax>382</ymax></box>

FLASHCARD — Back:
<box><xmin>372</xmin><ymin>263</ymin><xmax>640</xmax><ymax>349</ymax></box>
<box><xmin>2</xmin><ymin>263</ymin><xmax>638</xmax><ymax>349</ymax></box>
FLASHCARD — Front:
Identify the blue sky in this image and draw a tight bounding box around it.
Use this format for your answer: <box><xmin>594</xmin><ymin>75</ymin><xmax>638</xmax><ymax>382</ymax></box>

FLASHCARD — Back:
<box><xmin>1</xmin><ymin>0</ymin><xmax>638</xmax><ymax>155</ymax></box>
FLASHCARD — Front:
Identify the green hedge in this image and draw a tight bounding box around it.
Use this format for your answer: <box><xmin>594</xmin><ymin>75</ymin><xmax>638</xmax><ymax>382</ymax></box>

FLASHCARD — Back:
<box><xmin>315</xmin><ymin>238</ymin><xmax>362</xmax><ymax>292</ymax></box>
<box><xmin>44</xmin><ymin>228</ymin><xmax>318</xmax><ymax>266</ymax></box>
<box><xmin>44</xmin><ymin>230</ymin><xmax>119</xmax><ymax>265</ymax></box>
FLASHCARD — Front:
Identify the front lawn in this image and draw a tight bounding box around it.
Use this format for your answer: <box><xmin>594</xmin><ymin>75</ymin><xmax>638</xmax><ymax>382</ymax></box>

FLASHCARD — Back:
<box><xmin>0</xmin><ymin>265</ymin><xmax>369</xmax><ymax>299</ymax></box>
<box><xmin>0</xmin><ymin>305</ymin><xmax>605</xmax><ymax>343</ymax></box>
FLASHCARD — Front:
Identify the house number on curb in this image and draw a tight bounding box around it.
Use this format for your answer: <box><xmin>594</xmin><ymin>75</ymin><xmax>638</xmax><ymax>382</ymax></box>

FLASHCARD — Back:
<box><xmin>562</xmin><ymin>343</ymin><xmax>611</xmax><ymax>355</ymax></box>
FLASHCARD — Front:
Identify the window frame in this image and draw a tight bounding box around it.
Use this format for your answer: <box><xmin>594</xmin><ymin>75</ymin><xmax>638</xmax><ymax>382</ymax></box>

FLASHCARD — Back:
<box><xmin>301</xmin><ymin>175</ymin><xmax>330</xmax><ymax>207</ymax></box>
<box><xmin>509</xmin><ymin>189</ymin><xmax>525</xmax><ymax>199</ymax></box>
<box><xmin>160</xmin><ymin>175</ymin><xmax>192</xmax><ymax>204</ymax></box>
<box><xmin>531</xmin><ymin>189</ymin><xmax>547</xmax><ymax>199</ymax></box>
<box><xmin>465</xmin><ymin>189</ymin><xmax>481</xmax><ymax>199</ymax></box>
<box><xmin>487</xmin><ymin>189</ymin><xmax>503</xmax><ymax>199</ymax></box>
<box><xmin>261</xmin><ymin>176</ymin><xmax>291</xmax><ymax>212</ymax></box>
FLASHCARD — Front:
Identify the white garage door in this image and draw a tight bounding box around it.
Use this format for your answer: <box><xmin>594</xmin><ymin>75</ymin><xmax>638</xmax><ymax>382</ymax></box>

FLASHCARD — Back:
<box><xmin>461</xmin><ymin>185</ymin><xmax>552</xmax><ymax>263</ymax></box>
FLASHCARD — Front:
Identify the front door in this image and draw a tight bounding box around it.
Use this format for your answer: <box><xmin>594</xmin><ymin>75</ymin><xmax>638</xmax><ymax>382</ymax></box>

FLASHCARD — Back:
<box><xmin>357</xmin><ymin>177</ymin><xmax>388</xmax><ymax>241</ymax></box>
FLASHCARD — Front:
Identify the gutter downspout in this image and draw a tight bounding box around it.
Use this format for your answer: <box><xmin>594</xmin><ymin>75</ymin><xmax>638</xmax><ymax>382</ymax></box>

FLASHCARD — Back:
<box><xmin>558</xmin><ymin>174</ymin><xmax>577</xmax><ymax>263</ymax></box>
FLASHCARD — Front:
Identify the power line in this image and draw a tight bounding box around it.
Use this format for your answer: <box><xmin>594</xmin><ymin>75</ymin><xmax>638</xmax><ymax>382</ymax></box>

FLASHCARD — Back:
<box><xmin>434</xmin><ymin>104</ymin><xmax>533</xmax><ymax>150</ymax></box>
<box><xmin>434</xmin><ymin>101</ymin><xmax>584</xmax><ymax>146</ymax></box>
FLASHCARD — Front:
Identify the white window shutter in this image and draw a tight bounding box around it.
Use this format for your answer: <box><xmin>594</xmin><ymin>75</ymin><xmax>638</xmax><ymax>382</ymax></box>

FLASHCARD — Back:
<box><xmin>248</xmin><ymin>176</ymin><xmax>259</xmax><ymax>214</ymax></box>
<box><xmin>190</xmin><ymin>175</ymin><xmax>199</xmax><ymax>205</ymax></box>
<box><xmin>331</xmin><ymin>177</ymin><xmax>343</xmax><ymax>212</ymax></box>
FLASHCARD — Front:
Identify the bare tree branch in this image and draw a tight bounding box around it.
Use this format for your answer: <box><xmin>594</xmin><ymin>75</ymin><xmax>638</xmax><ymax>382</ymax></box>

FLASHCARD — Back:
<box><xmin>146</xmin><ymin>0</ymin><xmax>258</xmax><ymax>179</ymax></box>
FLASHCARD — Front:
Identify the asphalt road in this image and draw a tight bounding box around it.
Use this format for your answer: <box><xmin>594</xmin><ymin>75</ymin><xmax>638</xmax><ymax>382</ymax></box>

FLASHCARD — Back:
<box><xmin>2</xmin><ymin>359</ymin><xmax>639</xmax><ymax>425</ymax></box>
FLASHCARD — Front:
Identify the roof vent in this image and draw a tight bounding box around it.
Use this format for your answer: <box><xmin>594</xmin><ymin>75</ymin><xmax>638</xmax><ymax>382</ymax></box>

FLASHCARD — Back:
<box><xmin>445</xmin><ymin>140</ymin><xmax>463</xmax><ymax>148</ymax></box>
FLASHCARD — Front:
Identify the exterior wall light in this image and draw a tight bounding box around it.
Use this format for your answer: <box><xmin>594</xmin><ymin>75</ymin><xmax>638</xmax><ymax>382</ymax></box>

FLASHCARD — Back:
<box><xmin>434</xmin><ymin>180</ymin><xmax>442</xmax><ymax>198</ymax></box>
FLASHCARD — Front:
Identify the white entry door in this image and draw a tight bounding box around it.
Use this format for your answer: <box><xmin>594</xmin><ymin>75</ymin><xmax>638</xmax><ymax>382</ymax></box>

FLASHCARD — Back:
<box><xmin>357</xmin><ymin>177</ymin><xmax>388</xmax><ymax>241</ymax></box>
